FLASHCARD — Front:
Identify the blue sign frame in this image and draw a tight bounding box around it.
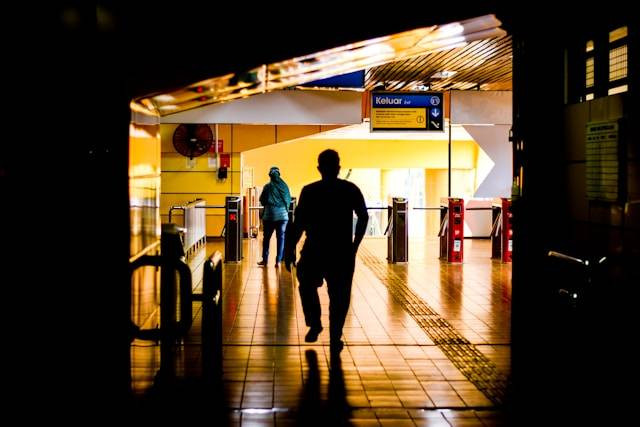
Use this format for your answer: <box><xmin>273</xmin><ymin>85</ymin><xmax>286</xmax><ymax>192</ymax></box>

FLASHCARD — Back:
<box><xmin>370</xmin><ymin>91</ymin><xmax>444</xmax><ymax>132</ymax></box>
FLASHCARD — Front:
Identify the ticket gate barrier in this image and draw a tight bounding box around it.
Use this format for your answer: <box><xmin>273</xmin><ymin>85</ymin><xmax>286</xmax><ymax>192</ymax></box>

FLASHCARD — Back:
<box><xmin>289</xmin><ymin>197</ymin><xmax>297</xmax><ymax>222</ymax></box>
<box><xmin>129</xmin><ymin>226</ymin><xmax>224</xmax><ymax>383</ymax></box>
<box><xmin>387</xmin><ymin>197</ymin><xmax>408</xmax><ymax>263</ymax></box>
<box><xmin>244</xmin><ymin>187</ymin><xmax>257</xmax><ymax>238</ymax></box>
<box><xmin>491</xmin><ymin>198</ymin><xmax>513</xmax><ymax>262</ymax></box>
<box><xmin>439</xmin><ymin>198</ymin><xmax>464</xmax><ymax>263</ymax></box>
<box><xmin>225</xmin><ymin>196</ymin><xmax>243</xmax><ymax>262</ymax></box>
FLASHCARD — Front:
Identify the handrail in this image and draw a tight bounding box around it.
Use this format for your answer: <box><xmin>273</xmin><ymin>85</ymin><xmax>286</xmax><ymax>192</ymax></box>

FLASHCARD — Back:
<box><xmin>168</xmin><ymin>199</ymin><xmax>208</xmax><ymax>256</ymax></box>
<box><xmin>548</xmin><ymin>250</ymin><xmax>587</xmax><ymax>266</ymax></box>
<box><xmin>548</xmin><ymin>250</ymin><xmax>607</xmax><ymax>266</ymax></box>
<box><xmin>411</xmin><ymin>206</ymin><xmax>492</xmax><ymax>210</ymax></box>
<box><xmin>129</xmin><ymin>254</ymin><xmax>193</xmax><ymax>341</ymax></box>
<box><xmin>247</xmin><ymin>201</ymin><xmax>297</xmax><ymax>238</ymax></box>
<box><xmin>130</xmin><ymin>252</ymin><xmax>223</xmax><ymax>340</ymax></box>
<box><xmin>547</xmin><ymin>250</ymin><xmax>608</xmax><ymax>307</ymax></box>
<box><xmin>248</xmin><ymin>204</ymin><xmax>293</xmax><ymax>212</ymax></box>
<box><xmin>168</xmin><ymin>206</ymin><xmax>185</xmax><ymax>223</ymax></box>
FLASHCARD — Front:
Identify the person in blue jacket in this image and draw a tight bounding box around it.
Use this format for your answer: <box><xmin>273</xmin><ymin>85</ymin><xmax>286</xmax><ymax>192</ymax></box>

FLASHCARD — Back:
<box><xmin>258</xmin><ymin>166</ymin><xmax>291</xmax><ymax>267</ymax></box>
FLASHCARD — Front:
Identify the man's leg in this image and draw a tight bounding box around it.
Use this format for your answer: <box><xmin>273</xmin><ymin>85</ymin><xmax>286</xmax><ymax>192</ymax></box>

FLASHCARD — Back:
<box><xmin>260</xmin><ymin>220</ymin><xmax>276</xmax><ymax>264</ymax></box>
<box><xmin>326</xmin><ymin>263</ymin><xmax>355</xmax><ymax>353</ymax></box>
<box><xmin>297</xmin><ymin>258</ymin><xmax>323</xmax><ymax>341</ymax></box>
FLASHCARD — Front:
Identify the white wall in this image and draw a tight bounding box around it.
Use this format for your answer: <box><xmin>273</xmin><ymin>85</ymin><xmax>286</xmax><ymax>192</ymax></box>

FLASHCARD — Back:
<box><xmin>464</xmin><ymin>125</ymin><xmax>512</xmax><ymax>197</ymax></box>
<box><xmin>161</xmin><ymin>90</ymin><xmax>363</xmax><ymax>125</ymax></box>
<box><xmin>450</xmin><ymin>90</ymin><xmax>513</xmax><ymax>198</ymax></box>
<box><xmin>450</xmin><ymin>90</ymin><xmax>512</xmax><ymax>125</ymax></box>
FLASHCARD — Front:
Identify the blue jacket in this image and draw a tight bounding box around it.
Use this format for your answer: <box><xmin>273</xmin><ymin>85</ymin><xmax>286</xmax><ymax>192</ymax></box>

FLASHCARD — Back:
<box><xmin>260</xmin><ymin>182</ymin><xmax>290</xmax><ymax>222</ymax></box>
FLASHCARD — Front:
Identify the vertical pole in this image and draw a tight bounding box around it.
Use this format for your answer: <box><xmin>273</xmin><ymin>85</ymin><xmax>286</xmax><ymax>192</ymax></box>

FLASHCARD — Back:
<box><xmin>448</xmin><ymin>90</ymin><xmax>452</xmax><ymax>197</ymax></box>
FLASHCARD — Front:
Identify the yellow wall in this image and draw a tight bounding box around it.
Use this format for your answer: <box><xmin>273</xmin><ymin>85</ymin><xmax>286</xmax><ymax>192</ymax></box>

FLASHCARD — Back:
<box><xmin>161</xmin><ymin>124</ymin><xmax>237</xmax><ymax>236</ymax></box>
<box><xmin>161</xmin><ymin>122</ymin><xmax>485</xmax><ymax>237</ymax></box>
<box><xmin>348</xmin><ymin>169</ymin><xmax>382</xmax><ymax>202</ymax></box>
<box><xmin>243</xmin><ymin>136</ymin><xmax>480</xmax><ymax>200</ymax></box>
<box><xmin>129</xmin><ymin>122</ymin><xmax>162</xmax><ymax>332</ymax></box>
<box><xmin>160</xmin><ymin>124</ymin><xmax>330</xmax><ymax>236</ymax></box>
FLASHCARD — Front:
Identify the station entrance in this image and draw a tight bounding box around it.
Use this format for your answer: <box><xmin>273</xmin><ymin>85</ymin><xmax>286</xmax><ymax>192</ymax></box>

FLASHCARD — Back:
<box><xmin>120</xmin><ymin>7</ymin><xmax>635</xmax><ymax>425</ymax></box>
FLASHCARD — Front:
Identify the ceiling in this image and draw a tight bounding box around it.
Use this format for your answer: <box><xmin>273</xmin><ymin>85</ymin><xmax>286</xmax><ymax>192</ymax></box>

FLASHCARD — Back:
<box><xmin>365</xmin><ymin>34</ymin><xmax>512</xmax><ymax>92</ymax></box>
<box><xmin>133</xmin><ymin>15</ymin><xmax>511</xmax><ymax>117</ymax></box>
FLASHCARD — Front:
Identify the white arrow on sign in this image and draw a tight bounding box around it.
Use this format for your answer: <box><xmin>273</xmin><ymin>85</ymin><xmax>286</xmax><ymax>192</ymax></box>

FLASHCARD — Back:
<box><xmin>431</xmin><ymin>109</ymin><xmax>440</xmax><ymax>118</ymax></box>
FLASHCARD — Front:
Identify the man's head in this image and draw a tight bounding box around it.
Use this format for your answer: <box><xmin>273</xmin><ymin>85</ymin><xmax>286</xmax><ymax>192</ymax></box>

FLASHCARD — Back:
<box><xmin>317</xmin><ymin>149</ymin><xmax>340</xmax><ymax>179</ymax></box>
<box><xmin>269</xmin><ymin>166</ymin><xmax>280</xmax><ymax>179</ymax></box>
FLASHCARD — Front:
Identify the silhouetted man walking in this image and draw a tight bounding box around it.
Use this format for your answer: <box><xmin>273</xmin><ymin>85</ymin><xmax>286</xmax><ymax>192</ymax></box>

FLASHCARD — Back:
<box><xmin>285</xmin><ymin>149</ymin><xmax>368</xmax><ymax>355</ymax></box>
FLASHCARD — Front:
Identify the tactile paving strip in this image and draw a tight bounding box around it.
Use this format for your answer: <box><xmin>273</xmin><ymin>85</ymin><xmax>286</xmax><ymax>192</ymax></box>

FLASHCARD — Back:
<box><xmin>360</xmin><ymin>248</ymin><xmax>509</xmax><ymax>406</ymax></box>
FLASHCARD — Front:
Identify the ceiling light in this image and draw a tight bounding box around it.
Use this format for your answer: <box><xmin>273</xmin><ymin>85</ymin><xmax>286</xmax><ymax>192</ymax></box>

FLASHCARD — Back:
<box><xmin>152</xmin><ymin>94</ymin><xmax>175</xmax><ymax>103</ymax></box>
<box><xmin>432</xmin><ymin>70</ymin><xmax>457</xmax><ymax>78</ymax></box>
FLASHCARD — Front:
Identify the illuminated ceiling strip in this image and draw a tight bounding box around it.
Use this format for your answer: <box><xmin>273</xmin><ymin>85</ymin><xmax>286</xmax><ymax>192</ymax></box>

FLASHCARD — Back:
<box><xmin>133</xmin><ymin>15</ymin><xmax>505</xmax><ymax>116</ymax></box>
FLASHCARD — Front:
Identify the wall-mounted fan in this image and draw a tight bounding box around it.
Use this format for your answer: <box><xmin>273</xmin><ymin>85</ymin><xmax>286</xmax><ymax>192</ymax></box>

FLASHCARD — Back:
<box><xmin>172</xmin><ymin>124</ymin><xmax>213</xmax><ymax>159</ymax></box>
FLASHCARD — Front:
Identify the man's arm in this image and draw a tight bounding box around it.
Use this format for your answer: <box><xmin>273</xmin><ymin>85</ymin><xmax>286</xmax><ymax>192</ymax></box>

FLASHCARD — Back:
<box><xmin>284</xmin><ymin>187</ymin><xmax>306</xmax><ymax>271</ymax></box>
<box><xmin>352</xmin><ymin>186</ymin><xmax>369</xmax><ymax>253</ymax></box>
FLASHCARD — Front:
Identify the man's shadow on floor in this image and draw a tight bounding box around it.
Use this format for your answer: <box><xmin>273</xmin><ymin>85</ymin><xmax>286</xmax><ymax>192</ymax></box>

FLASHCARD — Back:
<box><xmin>297</xmin><ymin>349</ymin><xmax>352</xmax><ymax>426</ymax></box>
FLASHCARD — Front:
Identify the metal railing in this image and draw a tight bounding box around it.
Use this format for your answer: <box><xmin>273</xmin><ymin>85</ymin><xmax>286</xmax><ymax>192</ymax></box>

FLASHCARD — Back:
<box><xmin>184</xmin><ymin>200</ymin><xmax>206</xmax><ymax>255</ymax></box>
<box><xmin>547</xmin><ymin>250</ymin><xmax>608</xmax><ymax>310</ymax></box>
<box><xmin>168</xmin><ymin>199</ymin><xmax>222</xmax><ymax>256</ymax></box>
<box><xmin>247</xmin><ymin>203</ymin><xmax>296</xmax><ymax>238</ymax></box>
<box><xmin>129</xmin><ymin>251</ymin><xmax>224</xmax><ymax>382</ymax></box>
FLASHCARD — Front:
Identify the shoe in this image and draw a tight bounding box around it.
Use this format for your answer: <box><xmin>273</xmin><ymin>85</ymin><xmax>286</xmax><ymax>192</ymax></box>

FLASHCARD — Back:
<box><xmin>330</xmin><ymin>340</ymin><xmax>344</xmax><ymax>355</ymax></box>
<box><xmin>257</xmin><ymin>260</ymin><xmax>267</xmax><ymax>266</ymax></box>
<box><xmin>305</xmin><ymin>326</ymin><xmax>323</xmax><ymax>343</ymax></box>
<box><xmin>275</xmin><ymin>261</ymin><xmax>281</xmax><ymax>267</ymax></box>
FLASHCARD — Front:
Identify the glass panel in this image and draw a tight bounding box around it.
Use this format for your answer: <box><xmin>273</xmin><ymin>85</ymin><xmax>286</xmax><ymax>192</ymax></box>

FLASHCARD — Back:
<box><xmin>585</xmin><ymin>40</ymin><xmax>594</xmax><ymax>52</ymax></box>
<box><xmin>608</xmin><ymin>85</ymin><xmax>628</xmax><ymax>95</ymax></box>
<box><xmin>586</xmin><ymin>57</ymin><xmax>594</xmax><ymax>88</ymax></box>
<box><xmin>609</xmin><ymin>26</ymin><xmax>627</xmax><ymax>43</ymax></box>
<box><xmin>609</xmin><ymin>45</ymin><xmax>627</xmax><ymax>81</ymax></box>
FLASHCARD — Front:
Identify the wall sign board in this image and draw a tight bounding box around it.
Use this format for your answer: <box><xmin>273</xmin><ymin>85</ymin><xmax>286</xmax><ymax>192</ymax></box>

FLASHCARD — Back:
<box><xmin>585</xmin><ymin>120</ymin><xmax>620</xmax><ymax>202</ymax></box>
<box><xmin>371</xmin><ymin>91</ymin><xmax>444</xmax><ymax>132</ymax></box>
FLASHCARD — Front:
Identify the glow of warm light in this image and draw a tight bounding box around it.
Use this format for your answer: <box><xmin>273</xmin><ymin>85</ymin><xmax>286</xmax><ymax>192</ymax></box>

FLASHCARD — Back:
<box><xmin>129</xmin><ymin>164</ymin><xmax>156</xmax><ymax>177</ymax></box>
<box><xmin>152</xmin><ymin>94</ymin><xmax>176</xmax><ymax>103</ymax></box>
<box><xmin>609</xmin><ymin>26</ymin><xmax>627</xmax><ymax>43</ymax></box>
<box><xmin>432</xmin><ymin>70</ymin><xmax>458</xmax><ymax>78</ymax></box>
<box><xmin>129</xmin><ymin>126</ymin><xmax>153</xmax><ymax>139</ymax></box>
<box><xmin>129</xmin><ymin>100</ymin><xmax>157</xmax><ymax>116</ymax></box>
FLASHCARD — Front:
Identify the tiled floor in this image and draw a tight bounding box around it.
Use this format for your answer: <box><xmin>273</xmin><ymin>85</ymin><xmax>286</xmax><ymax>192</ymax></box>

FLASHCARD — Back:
<box><xmin>219</xmin><ymin>236</ymin><xmax>510</xmax><ymax>425</ymax></box>
<box><xmin>131</xmin><ymin>236</ymin><xmax>511</xmax><ymax>425</ymax></box>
